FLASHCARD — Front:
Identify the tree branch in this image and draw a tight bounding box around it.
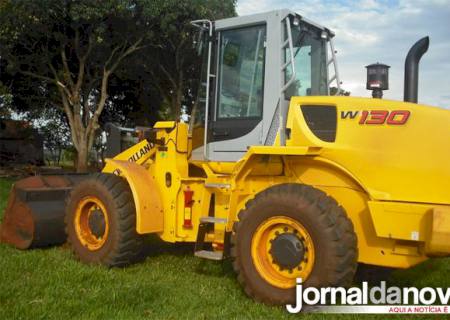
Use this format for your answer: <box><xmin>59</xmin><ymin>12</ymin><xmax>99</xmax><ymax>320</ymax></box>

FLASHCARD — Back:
<box><xmin>74</xmin><ymin>34</ymin><xmax>94</xmax><ymax>94</ymax></box>
<box><xmin>82</xmin><ymin>78</ymin><xmax>98</xmax><ymax>126</ymax></box>
<box><xmin>60</xmin><ymin>46</ymin><xmax>75</xmax><ymax>90</ymax></box>
<box><xmin>159</xmin><ymin>64</ymin><xmax>177</xmax><ymax>88</ymax></box>
<box><xmin>57</xmin><ymin>85</ymin><xmax>79</xmax><ymax>149</ymax></box>
<box><xmin>85</xmin><ymin>70</ymin><xmax>109</xmax><ymax>138</ymax></box>
<box><xmin>104</xmin><ymin>45</ymin><xmax>124</xmax><ymax>71</ymax></box>
<box><xmin>20</xmin><ymin>70</ymin><xmax>57</xmax><ymax>84</ymax></box>
<box><xmin>74</xmin><ymin>29</ymin><xmax>81</xmax><ymax>61</ymax></box>
<box><xmin>107</xmin><ymin>38</ymin><xmax>145</xmax><ymax>74</ymax></box>
<box><xmin>47</xmin><ymin>63</ymin><xmax>73</xmax><ymax>99</ymax></box>
<box><xmin>85</xmin><ymin>38</ymin><xmax>144</xmax><ymax>142</ymax></box>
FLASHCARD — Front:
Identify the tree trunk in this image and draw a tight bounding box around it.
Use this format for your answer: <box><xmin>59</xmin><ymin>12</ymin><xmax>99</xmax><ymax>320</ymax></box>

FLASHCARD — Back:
<box><xmin>40</xmin><ymin>39</ymin><xmax>144</xmax><ymax>174</ymax></box>
<box><xmin>57</xmin><ymin>148</ymin><xmax>62</xmax><ymax>166</ymax></box>
<box><xmin>76</xmin><ymin>144</ymin><xmax>89</xmax><ymax>173</ymax></box>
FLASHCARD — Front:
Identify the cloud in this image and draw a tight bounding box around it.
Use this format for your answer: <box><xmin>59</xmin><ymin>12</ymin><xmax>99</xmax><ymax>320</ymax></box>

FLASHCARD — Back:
<box><xmin>359</xmin><ymin>0</ymin><xmax>380</xmax><ymax>9</ymax></box>
<box><xmin>236</xmin><ymin>0</ymin><xmax>450</xmax><ymax>108</ymax></box>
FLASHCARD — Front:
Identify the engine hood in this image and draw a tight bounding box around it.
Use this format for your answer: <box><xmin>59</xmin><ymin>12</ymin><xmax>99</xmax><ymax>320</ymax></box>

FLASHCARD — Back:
<box><xmin>288</xmin><ymin>96</ymin><xmax>450</xmax><ymax>205</ymax></box>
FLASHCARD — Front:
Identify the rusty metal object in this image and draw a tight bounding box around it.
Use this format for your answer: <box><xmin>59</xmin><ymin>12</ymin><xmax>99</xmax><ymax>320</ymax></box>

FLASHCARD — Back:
<box><xmin>0</xmin><ymin>174</ymin><xmax>89</xmax><ymax>249</ymax></box>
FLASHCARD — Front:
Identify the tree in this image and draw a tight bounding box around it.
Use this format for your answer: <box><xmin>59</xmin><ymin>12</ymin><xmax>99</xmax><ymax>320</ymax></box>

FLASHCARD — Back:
<box><xmin>330</xmin><ymin>86</ymin><xmax>351</xmax><ymax>96</ymax></box>
<box><xmin>37</xmin><ymin>109</ymin><xmax>71</xmax><ymax>166</ymax></box>
<box><xmin>117</xmin><ymin>0</ymin><xmax>236</xmax><ymax>121</ymax></box>
<box><xmin>0</xmin><ymin>0</ymin><xmax>236</xmax><ymax>171</ymax></box>
<box><xmin>0</xmin><ymin>91</ymin><xmax>12</xmax><ymax>118</ymax></box>
<box><xmin>0</xmin><ymin>61</ymin><xmax>13</xmax><ymax>118</ymax></box>
<box><xmin>0</xmin><ymin>0</ymin><xmax>159</xmax><ymax>171</ymax></box>
<box><xmin>146</xmin><ymin>1</ymin><xmax>236</xmax><ymax>120</ymax></box>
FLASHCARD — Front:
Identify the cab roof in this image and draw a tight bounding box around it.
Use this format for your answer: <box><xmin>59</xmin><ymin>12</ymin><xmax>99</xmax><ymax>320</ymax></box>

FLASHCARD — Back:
<box><xmin>214</xmin><ymin>9</ymin><xmax>335</xmax><ymax>37</ymax></box>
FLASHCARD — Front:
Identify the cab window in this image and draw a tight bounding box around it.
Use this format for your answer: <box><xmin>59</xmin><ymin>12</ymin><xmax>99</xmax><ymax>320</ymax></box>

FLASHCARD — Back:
<box><xmin>217</xmin><ymin>25</ymin><xmax>266</xmax><ymax>119</ymax></box>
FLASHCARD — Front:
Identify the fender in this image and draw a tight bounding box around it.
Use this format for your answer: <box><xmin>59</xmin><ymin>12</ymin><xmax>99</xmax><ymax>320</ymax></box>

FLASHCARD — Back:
<box><xmin>306</xmin><ymin>156</ymin><xmax>372</xmax><ymax>195</ymax></box>
<box><xmin>235</xmin><ymin>146</ymin><xmax>370</xmax><ymax>195</ymax></box>
<box><xmin>103</xmin><ymin>159</ymin><xmax>163</xmax><ymax>234</ymax></box>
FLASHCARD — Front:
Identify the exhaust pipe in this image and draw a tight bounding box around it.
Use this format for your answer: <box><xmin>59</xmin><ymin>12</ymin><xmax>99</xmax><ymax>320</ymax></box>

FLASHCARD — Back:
<box><xmin>404</xmin><ymin>36</ymin><xmax>429</xmax><ymax>103</ymax></box>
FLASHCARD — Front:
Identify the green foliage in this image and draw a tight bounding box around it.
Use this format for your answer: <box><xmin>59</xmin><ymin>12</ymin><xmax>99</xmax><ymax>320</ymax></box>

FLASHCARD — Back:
<box><xmin>0</xmin><ymin>70</ymin><xmax>12</xmax><ymax>118</ymax></box>
<box><xmin>0</xmin><ymin>94</ymin><xmax>12</xmax><ymax>118</ymax></box>
<box><xmin>119</xmin><ymin>0</ymin><xmax>237</xmax><ymax>121</ymax></box>
<box><xmin>37</xmin><ymin>110</ymin><xmax>71</xmax><ymax>165</ymax></box>
<box><xmin>330</xmin><ymin>86</ymin><xmax>351</xmax><ymax>96</ymax></box>
<box><xmin>0</xmin><ymin>0</ymin><xmax>235</xmax><ymax>124</ymax></box>
<box><xmin>0</xmin><ymin>0</ymin><xmax>235</xmax><ymax>170</ymax></box>
<box><xmin>0</xmin><ymin>0</ymin><xmax>156</xmax><ymax>93</ymax></box>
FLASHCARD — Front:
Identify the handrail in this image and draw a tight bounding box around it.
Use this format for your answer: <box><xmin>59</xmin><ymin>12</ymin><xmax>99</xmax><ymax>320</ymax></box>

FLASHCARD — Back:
<box><xmin>328</xmin><ymin>37</ymin><xmax>342</xmax><ymax>95</ymax></box>
<box><xmin>281</xmin><ymin>17</ymin><xmax>296</xmax><ymax>92</ymax></box>
<box><xmin>279</xmin><ymin>16</ymin><xmax>296</xmax><ymax>146</ymax></box>
<box><xmin>191</xmin><ymin>19</ymin><xmax>213</xmax><ymax>160</ymax></box>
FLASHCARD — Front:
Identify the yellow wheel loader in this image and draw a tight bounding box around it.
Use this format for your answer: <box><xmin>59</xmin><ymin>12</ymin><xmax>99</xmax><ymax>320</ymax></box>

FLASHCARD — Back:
<box><xmin>1</xmin><ymin>10</ymin><xmax>450</xmax><ymax>305</ymax></box>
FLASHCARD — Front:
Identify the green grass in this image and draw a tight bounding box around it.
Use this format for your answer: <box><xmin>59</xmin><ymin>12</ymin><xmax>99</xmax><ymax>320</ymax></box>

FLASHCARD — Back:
<box><xmin>0</xmin><ymin>178</ymin><xmax>449</xmax><ymax>319</ymax></box>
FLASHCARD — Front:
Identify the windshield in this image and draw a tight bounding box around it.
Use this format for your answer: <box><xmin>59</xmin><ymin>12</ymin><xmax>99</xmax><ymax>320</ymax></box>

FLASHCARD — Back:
<box><xmin>217</xmin><ymin>25</ymin><xmax>265</xmax><ymax>119</ymax></box>
<box><xmin>285</xmin><ymin>22</ymin><xmax>328</xmax><ymax>98</ymax></box>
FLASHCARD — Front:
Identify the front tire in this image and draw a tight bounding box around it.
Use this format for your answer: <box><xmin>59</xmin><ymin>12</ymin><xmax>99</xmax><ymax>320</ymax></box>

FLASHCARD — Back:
<box><xmin>231</xmin><ymin>183</ymin><xmax>357</xmax><ymax>305</ymax></box>
<box><xmin>65</xmin><ymin>173</ymin><xmax>144</xmax><ymax>267</ymax></box>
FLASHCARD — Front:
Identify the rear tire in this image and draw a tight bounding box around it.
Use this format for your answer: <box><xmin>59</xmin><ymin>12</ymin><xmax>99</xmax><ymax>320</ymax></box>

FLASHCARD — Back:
<box><xmin>231</xmin><ymin>183</ymin><xmax>357</xmax><ymax>305</ymax></box>
<box><xmin>65</xmin><ymin>173</ymin><xmax>144</xmax><ymax>267</ymax></box>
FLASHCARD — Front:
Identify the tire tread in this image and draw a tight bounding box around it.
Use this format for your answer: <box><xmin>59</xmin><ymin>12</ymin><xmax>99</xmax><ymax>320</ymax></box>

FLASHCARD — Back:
<box><xmin>230</xmin><ymin>183</ymin><xmax>358</xmax><ymax>305</ymax></box>
<box><xmin>65</xmin><ymin>173</ymin><xmax>144</xmax><ymax>267</ymax></box>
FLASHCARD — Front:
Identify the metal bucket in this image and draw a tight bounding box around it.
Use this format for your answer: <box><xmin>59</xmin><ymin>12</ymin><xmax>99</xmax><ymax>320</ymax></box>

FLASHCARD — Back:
<box><xmin>0</xmin><ymin>174</ymin><xmax>88</xmax><ymax>249</ymax></box>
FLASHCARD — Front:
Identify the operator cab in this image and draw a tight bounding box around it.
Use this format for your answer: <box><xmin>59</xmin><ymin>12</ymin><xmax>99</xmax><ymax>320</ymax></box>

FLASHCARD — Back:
<box><xmin>190</xmin><ymin>9</ymin><xmax>340</xmax><ymax>162</ymax></box>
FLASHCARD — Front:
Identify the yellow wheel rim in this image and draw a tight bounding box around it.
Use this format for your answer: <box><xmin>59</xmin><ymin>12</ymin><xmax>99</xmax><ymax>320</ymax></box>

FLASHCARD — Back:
<box><xmin>74</xmin><ymin>196</ymin><xmax>109</xmax><ymax>251</ymax></box>
<box><xmin>251</xmin><ymin>216</ymin><xmax>315</xmax><ymax>289</ymax></box>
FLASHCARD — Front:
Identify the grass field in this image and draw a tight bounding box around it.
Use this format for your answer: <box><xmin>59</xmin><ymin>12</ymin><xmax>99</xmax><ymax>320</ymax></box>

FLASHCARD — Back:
<box><xmin>0</xmin><ymin>177</ymin><xmax>449</xmax><ymax>319</ymax></box>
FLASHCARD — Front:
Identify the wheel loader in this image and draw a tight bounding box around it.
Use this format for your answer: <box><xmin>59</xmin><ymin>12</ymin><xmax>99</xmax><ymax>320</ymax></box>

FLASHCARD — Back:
<box><xmin>1</xmin><ymin>9</ymin><xmax>449</xmax><ymax>305</ymax></box>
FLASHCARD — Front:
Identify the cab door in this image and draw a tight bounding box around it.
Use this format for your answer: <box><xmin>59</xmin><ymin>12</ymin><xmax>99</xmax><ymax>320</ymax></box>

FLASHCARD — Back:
<box><xmin>207</xmin><ymin>24</ymin><xmax>266</xmax><ymax>161</ymax></box>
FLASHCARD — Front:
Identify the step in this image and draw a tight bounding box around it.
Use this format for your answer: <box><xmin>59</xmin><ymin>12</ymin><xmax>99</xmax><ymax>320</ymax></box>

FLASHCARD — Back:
<box><xmin>194</xmin><ymin>250</ymin><xmax>224</xmax><ymax>261</ymax></box>
<box><xmin>199</xmin><ymin>217</ymin><xmax>228</xmax><ymax>224</ymax></box>
<box><xmin>204</xmin><ymin>182</ymin><xmax>231</xmax><ymax>189</ymax></box>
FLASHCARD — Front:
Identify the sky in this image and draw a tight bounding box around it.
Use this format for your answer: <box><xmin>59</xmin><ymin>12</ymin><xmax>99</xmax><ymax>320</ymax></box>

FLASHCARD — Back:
<box><xmin>237</xmin><ymin>0</ymin><xmax>450</xmax><ymax>108</ymax></box>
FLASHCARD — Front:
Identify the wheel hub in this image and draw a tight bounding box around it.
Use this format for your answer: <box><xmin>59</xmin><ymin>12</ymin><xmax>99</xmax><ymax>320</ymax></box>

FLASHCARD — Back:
<box><xmin>251</xmin><ymin>216</ymin><xmax>315</xmax><ymax>289</ymax></box>
<box><xmin>88</xmin><ymin>208</ymin><xmax>106</xmax><ymax>238</ymax></box>
<box><xmin>270</xmin><ymin>233</ymin><xmax>305</xmax><ymax>270</ymax></box>
<box><xmin>74</xmin><ymin>196</ymin><xmax>110</xmax><ymax>251</ymax></box>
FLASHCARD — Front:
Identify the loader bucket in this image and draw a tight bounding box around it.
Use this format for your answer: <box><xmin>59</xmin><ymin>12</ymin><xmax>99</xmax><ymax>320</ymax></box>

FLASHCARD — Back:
<box><xmin>0</xmin><ymin>174</ymin><xmax>88</xmax><ymax>249</ymax></box>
